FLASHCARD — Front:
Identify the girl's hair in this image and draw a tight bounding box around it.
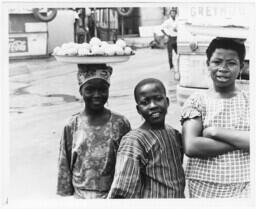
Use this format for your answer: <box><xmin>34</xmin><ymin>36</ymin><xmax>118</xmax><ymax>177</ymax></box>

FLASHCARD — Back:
<box><xmin>134</xmin><ymin>78</ymin><xmax>166</xmax><ymax>103</ymax></box>
<box><xmin>206</xmin><ymin>38</ymin><xmax>246</xmax><ymax>63</ymax></box>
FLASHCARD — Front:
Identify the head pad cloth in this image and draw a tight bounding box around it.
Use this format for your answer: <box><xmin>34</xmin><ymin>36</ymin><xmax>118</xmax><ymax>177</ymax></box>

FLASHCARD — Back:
<box><xmin>77</xmin><ymin>64</ymin><xmax>112</xmax><ymax>89</ymax></box>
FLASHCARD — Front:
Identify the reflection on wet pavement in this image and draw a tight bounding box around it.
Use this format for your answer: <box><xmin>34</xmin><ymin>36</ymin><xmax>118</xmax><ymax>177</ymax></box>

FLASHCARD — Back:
<box><xmin>13</xmin><ymin>85</ymin><xmax>30</xmax><ymax>95</ymax></box>
<box><xmin>10</xmin><ymin>92</ymin><xmax>81</xmax><ymax>113</ymax></box>
<box><xmin>46</xmin><ymin>94</ymin><xmax>80</xmax><ymax>103</ymax></box>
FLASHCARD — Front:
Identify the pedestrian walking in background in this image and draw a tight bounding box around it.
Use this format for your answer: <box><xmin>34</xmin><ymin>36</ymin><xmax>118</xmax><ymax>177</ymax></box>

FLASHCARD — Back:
<box><xmin>74</xmin><ymin>8</ymin><xmax>88</xmax><ymax>43</ymax></box>
<box><xmin>108</xmin><ymin>78</ymin><xmax>185</xmax><ymax>198</ymax></box>
<box><xmin>57</xmin><ymin>64</ymin><xmax>131</xmax><ymax>198</ymax></box>
<box><xmin>161</xmin><ymin>7</ymin><xmax>178</xmax><ymax>70</ymax></box>
<box><xmin>181</xmin><ymin>38</ymin><xmax>250</xmax><ymax>198</ymax></box>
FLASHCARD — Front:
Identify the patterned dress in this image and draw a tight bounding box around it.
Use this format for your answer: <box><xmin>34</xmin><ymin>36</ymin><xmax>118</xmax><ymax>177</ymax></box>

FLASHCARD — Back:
<box><xmin>108</xmin><ymin>125</ymin><xmax>185</xmax><ymax>198</ymax></box>
<box><xmin>57</xmin><ymin>111</ymin><xmax>131</xmax><ymax>198</ymax></box>
<box><xmin>181</xmin><ymin>90</ymin><xmax>250</xmax><ymax>198</ymax></box>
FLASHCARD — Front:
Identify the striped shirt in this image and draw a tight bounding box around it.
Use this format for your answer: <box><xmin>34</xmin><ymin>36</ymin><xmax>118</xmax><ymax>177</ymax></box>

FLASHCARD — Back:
<box><xmin>181</xmin><ymin>90</ymin><xmax>250</xmax><ymax>183</ymax></box>
<box><xmin>108</xmin><ymin>125</ymin><xmax>185</xmax><ymax>198</ymax></box>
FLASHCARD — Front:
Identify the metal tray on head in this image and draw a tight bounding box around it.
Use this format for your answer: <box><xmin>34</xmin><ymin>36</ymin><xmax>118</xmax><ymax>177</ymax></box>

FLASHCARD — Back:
<box><xmin>54</xmin><ymin>55</ymin><xmax>132</xmax><ymax>64</ymax></box>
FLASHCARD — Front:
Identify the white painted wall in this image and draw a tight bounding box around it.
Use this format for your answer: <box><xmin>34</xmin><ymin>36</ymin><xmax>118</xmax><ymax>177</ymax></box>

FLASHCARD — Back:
<box><xmin>140</xmin><ymin>7</ymin><xmax>164</xmax><ymax>26</ymax></box>
<box><xmin>48</xmin><ymin>10</ymin><xmax>75</xmax><ymax>53</ymax></box>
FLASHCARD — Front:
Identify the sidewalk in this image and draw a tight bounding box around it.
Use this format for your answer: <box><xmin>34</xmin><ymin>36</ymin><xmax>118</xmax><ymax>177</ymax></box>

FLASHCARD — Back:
<box><xmin>124</xmin><ymin>36</ymin><xmax>153</xmax><ymax>48</ymax></box>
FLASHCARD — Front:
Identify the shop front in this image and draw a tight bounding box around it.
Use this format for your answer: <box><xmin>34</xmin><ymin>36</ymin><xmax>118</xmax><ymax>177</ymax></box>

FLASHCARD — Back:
<box><xmin>9</xmin><ymin>8</ymin><xmax>57</xmax><ymax>59</ymax></box>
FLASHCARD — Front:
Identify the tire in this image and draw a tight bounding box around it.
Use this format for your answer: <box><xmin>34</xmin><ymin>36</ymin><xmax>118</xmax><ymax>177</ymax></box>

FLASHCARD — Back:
<box><xmin>117</xmin><ymin>8</ymin><xmax>133</xmax><ymax>16</ymax></box>
<box><xmin>33</xmin><ymin>8</ymin><xmax>57</xmax><ymax>22</ymax></box>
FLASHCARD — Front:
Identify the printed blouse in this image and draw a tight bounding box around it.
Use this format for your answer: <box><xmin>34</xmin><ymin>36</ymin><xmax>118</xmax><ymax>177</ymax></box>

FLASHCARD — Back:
<box><xmin>57</xmin><ymin>110</ymin><xmax>131</xmax><ymax>198</ymax></box>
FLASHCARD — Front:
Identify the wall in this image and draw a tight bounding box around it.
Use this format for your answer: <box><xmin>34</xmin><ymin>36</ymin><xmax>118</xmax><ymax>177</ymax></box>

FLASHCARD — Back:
<box><xmin>139</xmin><ymin>7</ymin><xmax>164</xmax><ymax>26</ymax></box>
<box><xmin>47</xmin><ymin>9</ymin><xmax>75</xmax><ymax>53</ymax></box>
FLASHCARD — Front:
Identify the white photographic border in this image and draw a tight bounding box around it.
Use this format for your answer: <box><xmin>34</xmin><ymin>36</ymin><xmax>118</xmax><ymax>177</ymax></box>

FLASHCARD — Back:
<box><xmin>1</xmin><ymin>0</ymin><xmax>255</xmax><ymax>208</ymax></box>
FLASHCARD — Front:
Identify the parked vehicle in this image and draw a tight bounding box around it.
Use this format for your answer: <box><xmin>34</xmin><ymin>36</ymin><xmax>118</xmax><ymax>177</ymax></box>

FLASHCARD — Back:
<box><xmin>174</xmin><ymin>3</ymin><xmax>251</xmax><ymax>106</ymax></box>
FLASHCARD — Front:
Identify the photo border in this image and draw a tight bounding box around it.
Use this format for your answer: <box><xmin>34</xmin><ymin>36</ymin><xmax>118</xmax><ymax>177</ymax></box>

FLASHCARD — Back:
<box><xmin>1</xmin><ymin>0</ymin><xmax>256</xmax><ymax>208</ymax></box>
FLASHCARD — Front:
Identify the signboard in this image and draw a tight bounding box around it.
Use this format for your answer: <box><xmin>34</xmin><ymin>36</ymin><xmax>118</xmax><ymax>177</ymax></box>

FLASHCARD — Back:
<box><xmin>9</xmin><ymin>37</ymin><xmax>28</xmax><ymax>53</ymax></box>
<box><xmin>178</xmin><ymin>3</ymin><xmax>251</xmax><ymax>19</ymax></box>
<box><xmin>9</xmin><ymin>33</ymin><xmax>47</xmax><ymax>57</ymax></box>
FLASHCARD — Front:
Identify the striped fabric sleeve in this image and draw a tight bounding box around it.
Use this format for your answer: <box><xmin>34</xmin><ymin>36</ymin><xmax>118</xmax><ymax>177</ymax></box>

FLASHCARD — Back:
<box><xmin>108</xmin><ymin>136</ymin><xmax>144</xmax><ymax>198</ymax></box>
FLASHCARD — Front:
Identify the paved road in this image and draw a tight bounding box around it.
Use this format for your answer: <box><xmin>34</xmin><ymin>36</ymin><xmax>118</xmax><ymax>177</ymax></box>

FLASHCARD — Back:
<box><xmin>9</xmin><ymin>48</ymin><xmax>184</xmax><ymax>200</ymax></box>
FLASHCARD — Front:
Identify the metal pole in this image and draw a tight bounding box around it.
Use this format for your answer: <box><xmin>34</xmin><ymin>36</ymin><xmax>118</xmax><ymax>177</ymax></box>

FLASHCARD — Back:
<box><xmin>94</xmin><ymin>8</ymin><xmax>97</xmax><ymax>37</ymax></box>
<box><xmin>121</xmin><ymin>16</ymin><xmax>124</xmax><ymax>38</ymax></box>
<box><xmin>108</xmin><ymin>8</ymin><xmax>110</xmax><ymax>41</ymax></box>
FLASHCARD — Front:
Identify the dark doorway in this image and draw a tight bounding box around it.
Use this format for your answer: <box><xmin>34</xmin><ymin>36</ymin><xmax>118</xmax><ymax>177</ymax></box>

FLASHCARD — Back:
<box><xmin>118</xmin><ymin>8</ymin><xmax>140</xmax><ymax>37</ymax></box>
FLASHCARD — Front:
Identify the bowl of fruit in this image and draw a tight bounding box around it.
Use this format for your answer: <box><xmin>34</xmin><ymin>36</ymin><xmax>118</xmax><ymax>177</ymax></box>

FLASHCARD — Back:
<box><xmin>53</xmin><ymin>37</ymin><xmax>135</xmax><ymax>64</ymax></box>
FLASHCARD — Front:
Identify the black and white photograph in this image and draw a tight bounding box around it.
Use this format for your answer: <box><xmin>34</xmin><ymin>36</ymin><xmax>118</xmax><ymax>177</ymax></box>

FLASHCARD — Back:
<box><xmin>1</xmin><ymin>0</ymin><xmax>255</xmax><ymax>209</ymax></box>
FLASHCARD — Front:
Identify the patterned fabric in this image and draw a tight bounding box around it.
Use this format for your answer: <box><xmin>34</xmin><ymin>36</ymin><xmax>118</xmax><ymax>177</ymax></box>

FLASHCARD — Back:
<box><xmin>108</xmin><ymin>125</ymin><xmax>185</xmax><ymax>198</ymax></box>
<box><xmin>77</xmin><ymin>64</ymin><xmax>112</xmax><ymax>87</ymax></box>
<box><xmin>57</xmin><ymin>111</ymin><xmax>131</xmax><ymax>198</ymax></box>
<box><xmin>188</xmin><ymin>179</ymin><xmax>250</xmax><ymax>198</ymax></box>
<box><xmin>181</xmin><ymin>90</ymin><xmax>250</xmax><ymax>184</ymax></box>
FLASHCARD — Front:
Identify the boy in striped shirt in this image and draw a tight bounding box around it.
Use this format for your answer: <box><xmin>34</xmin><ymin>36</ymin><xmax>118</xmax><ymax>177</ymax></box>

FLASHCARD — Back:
<box><xmin>108</xmin><ymin>78</ymin><xmax>185</xmax><ymax>198</ymax></box>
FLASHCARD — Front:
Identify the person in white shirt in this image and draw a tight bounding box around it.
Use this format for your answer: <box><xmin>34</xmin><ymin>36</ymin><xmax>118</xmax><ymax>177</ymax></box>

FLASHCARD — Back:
<box><xmin>161</xmin><ymin>7</ymin><xmax>178</xmax><ymax>70</ymax></box>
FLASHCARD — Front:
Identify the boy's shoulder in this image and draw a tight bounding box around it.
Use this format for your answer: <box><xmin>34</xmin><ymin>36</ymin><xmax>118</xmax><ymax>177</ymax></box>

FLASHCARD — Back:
<box><xmin>121</xmin><ymin>128</ymin><xmax>148</xmax><ymax>144</ymax></box>
<box><xmin>122</xmin><ymin>128</ymin><xmax>156</xmax><ymax>146</ymax></box>
<box><xmin>125</xmin><ymin>126</ymin><xmax>180</xmax><ymax>139</ymax></box>
<box><xmin>121</xmin><ymin>127</ymin><xmax>181</xmax><ymax>153</ymax></box>
<box><xmin>165</xmin><ymin>124</ymin><xmax>180</xmax><ymax>135</ymax></box>
<box><xmin>119</xmin><ymin>128</ymin><xmax>149</xmax><ymax>152</ymax></box>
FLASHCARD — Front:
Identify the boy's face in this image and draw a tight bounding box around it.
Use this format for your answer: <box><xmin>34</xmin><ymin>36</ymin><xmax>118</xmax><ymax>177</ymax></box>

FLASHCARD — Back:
<box><xmin>80</xmin><ymin>78</ymin><xmax>109</xmax><ymax>112</ymax></box>
<box><xmin>136</xmin><ymin>83</ymin><xmax>169</xmax><ymax>127</ymax></box>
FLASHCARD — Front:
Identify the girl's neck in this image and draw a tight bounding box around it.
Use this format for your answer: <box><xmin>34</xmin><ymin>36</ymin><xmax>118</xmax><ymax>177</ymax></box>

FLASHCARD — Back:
<box><xmin>212</xmin><ymin>84</ymin><xmax>240</xmax><ymax>98</ymax></box>
<box><xmin>84</xmin><ymin>104</ymin><xmax>107</xmax><ymax>115</ymax></box>
<box><xmin>82</xmin><ymin>107</ymin><xmax>111</xmax><ymax>126</ymax></box>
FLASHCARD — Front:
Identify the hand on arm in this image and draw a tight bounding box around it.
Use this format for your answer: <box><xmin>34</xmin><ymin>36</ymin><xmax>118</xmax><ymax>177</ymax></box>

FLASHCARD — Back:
<box><xmin>203</xmin><ymin>127</ymin><xmax>249</xmax><ymax>151</ymax></box>
<box><xmin>182</xmin><ymin>118</ymin><xmax>236</xmax><ymax>158</ymax></box>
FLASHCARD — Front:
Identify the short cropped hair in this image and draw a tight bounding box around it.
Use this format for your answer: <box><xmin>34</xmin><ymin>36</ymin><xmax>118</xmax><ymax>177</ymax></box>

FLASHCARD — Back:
<box><xmin>206</xmin><ymin>38</ymin><xmax>246</xmax><ymax>63</ymax></box>
<box><xmin>134</xmin><ymin>78</ymin><xmax>166</xmax><ymax>103</ymax></box>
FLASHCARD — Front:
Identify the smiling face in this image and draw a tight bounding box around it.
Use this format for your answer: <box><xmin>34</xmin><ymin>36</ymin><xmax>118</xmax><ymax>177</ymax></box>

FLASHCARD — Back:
<box><xmin>207</xmin><ymin>48</ymin><xmax>241</xmax><ymax>89</ymax></box>
<box><xmin>80</xmin><ymin>78</ymin><xmax>109</xmax><ymax>112</ymax></box>
<box><xmin>136</xmin><ymin>82</ymin><xmax>169</xmax><ymax>128</ymax></box>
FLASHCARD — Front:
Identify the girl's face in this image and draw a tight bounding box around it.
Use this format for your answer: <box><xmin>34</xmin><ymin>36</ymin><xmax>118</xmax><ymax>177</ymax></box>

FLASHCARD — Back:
<box><xmin>208</xmin><ymin>48</ymin><xmax>241</xmax><ymax>88</ymax></box>
<box><xmin>80</xmin><ymin>79</ymin><xmax>109</xmax><ymax>112</ymax></box>
<box><xmin>136</xmin><ymin>83</ymin><xmax>169</xmax><ymax>128</ymax></box>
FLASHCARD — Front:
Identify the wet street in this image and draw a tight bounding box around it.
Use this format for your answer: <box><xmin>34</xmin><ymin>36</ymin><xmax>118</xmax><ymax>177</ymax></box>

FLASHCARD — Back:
<box><xmin>9</xmin><ymin>48</ymin><xmax>183</xmax><ymax>200</ymax></box>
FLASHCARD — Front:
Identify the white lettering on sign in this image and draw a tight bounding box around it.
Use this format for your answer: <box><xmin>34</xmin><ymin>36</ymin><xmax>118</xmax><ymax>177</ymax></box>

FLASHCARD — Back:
<box><xmin>9</xmin><ymin>37</ymin><xmax>28</xmax><ymax>53</ymax></box>
<box><xmin>190</xmin><ymin>6</ymin><xmax>246</xmax><ymax>18</ymax></box>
